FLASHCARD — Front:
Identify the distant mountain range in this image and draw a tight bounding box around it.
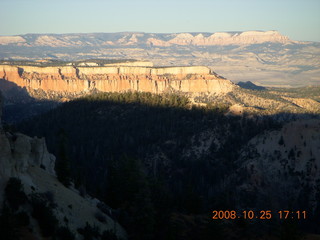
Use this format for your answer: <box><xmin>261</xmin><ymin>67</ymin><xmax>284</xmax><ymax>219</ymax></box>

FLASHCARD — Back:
<box><xmin>0</xmin><ymin>30</ymin><xmax>293</xmax><ymax>47</ymax></box>
<box><xmin>0</xmin><ymin>31</ymin><xmax>319</xmax><ymax>87</ymax></box>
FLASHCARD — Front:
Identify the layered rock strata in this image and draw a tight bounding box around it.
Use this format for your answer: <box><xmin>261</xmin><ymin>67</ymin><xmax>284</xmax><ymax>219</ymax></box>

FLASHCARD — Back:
<box><xmin>0</xmin><ymin>64</ymin><xmax>234</xmax><ymax>98</ymax></box>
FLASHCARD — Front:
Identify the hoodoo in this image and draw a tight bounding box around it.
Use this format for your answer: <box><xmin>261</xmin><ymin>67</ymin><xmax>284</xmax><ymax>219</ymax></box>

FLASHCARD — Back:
<box><xmin>0</xmin><ymin>62</ymin><xmax>234</xmax><ymax>99</ymax></box>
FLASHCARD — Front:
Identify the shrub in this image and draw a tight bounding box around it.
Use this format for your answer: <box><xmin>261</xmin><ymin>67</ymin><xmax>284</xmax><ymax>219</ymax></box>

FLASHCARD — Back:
<box><xmin>30</xmin><ymin>193</ymin><xmax>58</xmax><ymax>237</ymax></box>
<box><xmin>43</xmin><ymin>191</ymin><xmax>55</xmax><ymax>204</ymax></box>
<box><xmin>56</xmin><ymin>226</ymin><xmax>75</xmax><ymax>240</ymax></box>
<box><xmin>101</xmin><ymin>230</ymin><xmax>119</xmax><ymax>240</ymax></box>
<box><xmin>77</xmin><ymin>222</ymin><xmax>100</xmax><ymax>240</ymax></box>
<box><xmin>15</xmin><ymin>211</ymin><xmax>30</xmax><ymax>227</ymax></box>
<box><xmin>5</xmin><ymin>178</ymin><xmax>27</xmax><ymax>211</ymax></box>
<box><xmin>55</xmin><ymin>129</ymin><xmax>72</xmax><ymax>187</ymax></box>
<box><xmin>278</xmin><ymin>136</ymin><xmax>285</xmax><ymax>146</ymax></box>
<box><xmin>0</xmin><ymin>205</ymin><xmax>19</xmax><ymax>240</ymax></box>
<box><xmin>94</xmin><ymin>211</ymin><xmax>106</xmax><ymax>223</ymax></box>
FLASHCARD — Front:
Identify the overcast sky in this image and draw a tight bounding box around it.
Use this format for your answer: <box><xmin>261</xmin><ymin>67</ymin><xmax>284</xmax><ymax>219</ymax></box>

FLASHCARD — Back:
<box><xmin>1</xmin><ymin>0</ymin><xmax>320</xmax><ymax>41</ymax></box>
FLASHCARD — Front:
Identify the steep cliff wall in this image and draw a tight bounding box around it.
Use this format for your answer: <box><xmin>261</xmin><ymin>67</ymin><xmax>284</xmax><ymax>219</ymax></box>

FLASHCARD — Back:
<box><xmin>0</xmin><ymin>64</ymin><xmax>234</xmax><ymax>98</ymax></box>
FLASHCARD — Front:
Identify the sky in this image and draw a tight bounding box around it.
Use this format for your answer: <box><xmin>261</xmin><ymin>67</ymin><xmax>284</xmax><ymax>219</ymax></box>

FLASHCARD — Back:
<box><xmin>1</xmin><ymin>0</ymin><xmax>320</xmax><ymax>42</ymax></box>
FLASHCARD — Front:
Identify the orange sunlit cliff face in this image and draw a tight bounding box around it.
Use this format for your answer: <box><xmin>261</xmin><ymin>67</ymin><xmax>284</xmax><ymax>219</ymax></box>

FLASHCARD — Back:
<box><xmin>0</xmin><ymin>64</ymin><xmax>234</xmax><ymax>97</ymax></box>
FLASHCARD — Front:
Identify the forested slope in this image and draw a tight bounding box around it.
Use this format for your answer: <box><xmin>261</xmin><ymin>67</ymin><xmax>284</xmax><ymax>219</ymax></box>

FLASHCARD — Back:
<box><xmin>18</xmin><ymin>92</ymin><xmax>319</xmax><ymax>240</ymax></box>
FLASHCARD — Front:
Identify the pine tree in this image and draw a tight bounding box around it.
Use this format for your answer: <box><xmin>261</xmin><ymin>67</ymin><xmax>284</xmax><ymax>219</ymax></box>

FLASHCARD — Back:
<box><xmin>106</xmin><ymin>155</ymin><xmax>155</xmax><ymax>240</ymax></box>
<box><xmin>55</xmin><ymin>129</ymin><xmax>72</xmax><ymax>187</ymax></box>
<box><xmin>278</xmin><ymin>135</ymin><xmax>285</xmax><ymax>146</ymax></box>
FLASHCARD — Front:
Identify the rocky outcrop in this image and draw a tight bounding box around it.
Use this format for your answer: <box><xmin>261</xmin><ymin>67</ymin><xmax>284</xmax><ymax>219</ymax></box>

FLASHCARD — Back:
<box><xmin>0</xmin><ymin>131</ymin><xmax>56</xmax><ymax>178</ymax></box>
<box><xmin>0</xmin><ymin>130</ymin><xmax>127</xmax><ymax>239</ymax></box>
<box><xmin>0</xmin><ymin>93</ymin><xmax>55</xmax><ymax>207</ymax></box>
<box><xmin>0</xmin><ymin>64</ymin><xmax>235</xmax><ymax>99</ymax></box>
<box><xmin>0</xmin><ymin>92</ymin><xmax>55</xmax><ymax>177</ymax></box>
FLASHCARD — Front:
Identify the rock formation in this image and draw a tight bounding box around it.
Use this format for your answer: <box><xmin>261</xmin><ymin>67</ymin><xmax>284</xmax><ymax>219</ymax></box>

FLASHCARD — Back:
<box><xmin>0</xmin><ymin>63</ymin><xmax>235</xmax><ymax>99</ymax></box>
<box><xmin>0</xmin><ymin>132</ymin><xmax>56</xmax><ymax>177</ymax></box>
<box><xmin>0</xmin><ymin>94</ymin><xmax>55</xmax><ymax>178</ymax></box>
<box><xmin>0</xmin><ymin>92</ymin><xmax>55</xmax><ymax>204</ymax></box>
